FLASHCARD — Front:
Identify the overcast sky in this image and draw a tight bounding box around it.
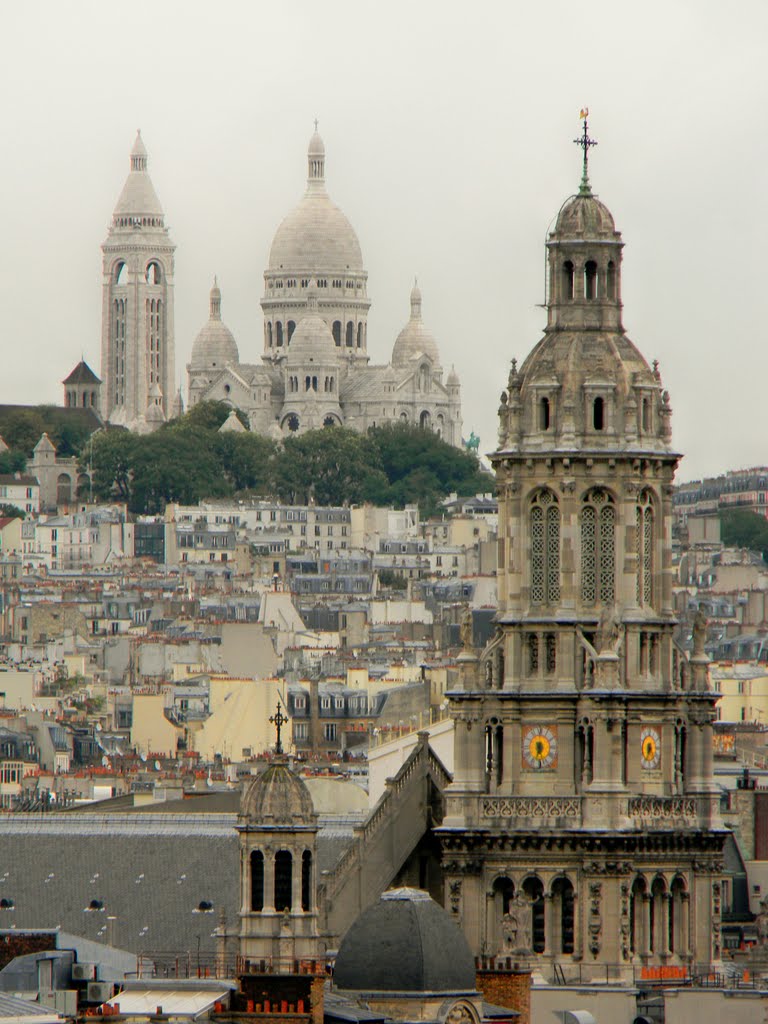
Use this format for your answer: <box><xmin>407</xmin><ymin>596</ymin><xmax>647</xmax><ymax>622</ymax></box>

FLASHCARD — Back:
<box><xmin>0</xmin><ymin>0</ymin><xmax>765</xmax><ymax>482</ymax></box>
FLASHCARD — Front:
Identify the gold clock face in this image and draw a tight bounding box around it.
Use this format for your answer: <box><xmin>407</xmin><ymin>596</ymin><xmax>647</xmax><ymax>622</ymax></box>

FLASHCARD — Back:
<box><xmin>640</xmin><ymin>727</ymin><xmax>661</xmax><ymax>770</ymax></box>
<box><xmin>522</xmin><ymin>725</ymin><xmax>558</xmax><ymax>769</ymax></box>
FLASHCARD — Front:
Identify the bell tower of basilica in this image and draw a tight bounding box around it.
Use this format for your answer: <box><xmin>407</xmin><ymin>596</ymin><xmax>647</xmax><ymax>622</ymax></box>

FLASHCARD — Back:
<box><xmin>438</xmin><ymin>118</ymin><xmax>725</xmax><ymax>980</ymax></box>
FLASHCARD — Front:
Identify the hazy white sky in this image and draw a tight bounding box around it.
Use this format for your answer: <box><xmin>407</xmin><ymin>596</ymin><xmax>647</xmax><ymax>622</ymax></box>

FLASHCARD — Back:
<box><xmin>0</xmin><ymin>0</ymin><xmax>765</xmax><ymax>482</ymax></box>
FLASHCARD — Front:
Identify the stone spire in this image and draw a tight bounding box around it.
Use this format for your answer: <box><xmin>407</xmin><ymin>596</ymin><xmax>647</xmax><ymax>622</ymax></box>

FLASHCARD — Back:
<box><xmin>307</xmin><ymin>121</ymin><xmax>325</xmax><ymax>191</ymax></box>
<box><xmin>210</xmin><ymin>276</ymin><xmax>221</xmax><ymax>320</ymax></box>
<box><xmin>409</xmin><ymin>278</ymin><xmax>422</xmax><ymax>320</ymax></box>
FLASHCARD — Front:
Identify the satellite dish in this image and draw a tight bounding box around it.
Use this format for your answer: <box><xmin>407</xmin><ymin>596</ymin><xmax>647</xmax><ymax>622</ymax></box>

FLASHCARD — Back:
<box><xmin>154</xmin><ymin>761</ymin><xmax>161</xmax><ymax>771</ymax></box>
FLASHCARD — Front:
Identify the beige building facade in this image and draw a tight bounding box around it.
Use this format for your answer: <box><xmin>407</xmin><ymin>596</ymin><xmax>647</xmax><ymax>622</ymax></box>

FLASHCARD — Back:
<box><xmin>438</xmin><ymin>135</ymin><xmax>725</xmax><ymax>980</ymax></box>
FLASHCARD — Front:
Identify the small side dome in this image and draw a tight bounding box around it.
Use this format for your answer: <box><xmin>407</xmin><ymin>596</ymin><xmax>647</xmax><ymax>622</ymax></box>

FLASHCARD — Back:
<box><xmin>113</xmin><ymin>131</ymin><xmax>164</xmax><ymax>219</ymax></box>
<box><xmin>240</xmin><ymin>761</ymin><xmax>316</xmax><ymax>827</ymax></box>
<box><xmin>554</xmin><ymin>192</ymin><xmax>616</xmax><ymax>239</ymax></box>
<box><xmin>286</xmin><ymin>285</ymin><xmax>338</xmax><ymax>365</ymax></box>
<box><xmin>334</xmin><ymin>888</ymin><xmax>476</xmax><ymax>993</ymax></box>
<box><xmin>190</xmin><ymin>278</ymin><xmax>240</xmax><ymax>370</ymax></box>
<box><xmin>447</xmin><ymin>365</ymin><xmax>460</xmax><ymax>386</ymax></box>
<box><xmin>391</xmin><ymin>281</ymin><xmax>441</xmax><ymax>369</ymax></box>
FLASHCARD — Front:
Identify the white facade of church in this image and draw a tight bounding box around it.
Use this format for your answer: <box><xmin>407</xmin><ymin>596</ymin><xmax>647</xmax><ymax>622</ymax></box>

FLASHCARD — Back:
<box><xmin>187</xmin><ymin>128</ymin><xmax>462</xmax><ymax>443</ymax></box>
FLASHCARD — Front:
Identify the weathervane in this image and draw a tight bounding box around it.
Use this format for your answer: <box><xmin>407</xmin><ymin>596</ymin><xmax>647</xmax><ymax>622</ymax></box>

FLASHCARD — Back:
<box><xmin>573</xmin><ymin>108</ymin><xmax>597</xmax><ymax>194</ymax></box>
<box><xmin>269</xmin><ymin>700</ymin><xmax>287</xmax><ymax>755</ymax></box>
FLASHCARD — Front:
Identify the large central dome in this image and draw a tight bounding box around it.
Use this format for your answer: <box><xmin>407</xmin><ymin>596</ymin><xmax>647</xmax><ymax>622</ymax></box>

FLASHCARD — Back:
<box><xmin>268</xmin><ymin>129</ymin><xmax>364</xmax><ymax>273</ymax></box>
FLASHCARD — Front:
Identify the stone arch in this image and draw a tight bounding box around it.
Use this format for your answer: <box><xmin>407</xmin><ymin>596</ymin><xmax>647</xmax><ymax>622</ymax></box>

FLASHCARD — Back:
<box><xmin>580</xmin><ymin>487</ymin><xmax>616</xmax><ymax>605</ymax></box>
<box><xmin>250</xmin><ymin>850</ymin><xmax>264</xmax><ymax>911</ymax></box>
<box><xmin>274</xmin><ymin>850</ymin><xmax>292</xmax><ymax>911</ymax></box>
<box><xmin>332</xmin><ymin>321</ymin><xmax>341</xmax><ymax>346</ymax></box>
<box><xmin>419</xmin><ymin>410</ymin><xmax>431</xmax><ymax>429</ymax></box>
<box><xmin>629</xmin><ymin>875</ymin><xmax>648</xmax><ymax>956</ymax></box>
<box><xmin>529</xmin><ymin>488</ymin><xmax>560</xmax><ymax>606</ymax></box>
<box><xmin>56</xmin><ymin>473</ymin><xmax>72</xmax><ymax>505</ymax></box>
<box><xmin>301</xmin><ymin>850</ymin><xmax>312</xmax><ymax>911</ymax></box>
<box><xmin>584</xmin><ymin>259</ymin><xmax>598</xmax><ymax>300</ymax></box>
<box><xmin>282</xmin><ymin>413</ymin><xmax>300</xmax><ymax>433</ymax></box>
<box><xmin>522</xmin><ymin>875</ymin><xmax>545</xmax><ymax>953</ymax></box>
<box><xmin>550</xmin><ymin>875</ymin><xmax>575</xmax><ymax>954</ymax></box>
<box><xmin>346</xmin><ymin>321</ymin><xmax>354</xmax><ymax>347</ymax></box>
<box><xmin>561</xmin><ymin>260</ymin><xmax>574</xmax><ymax>300</ymax></box>
<box><xmin>145</xmin><ymin>260</ymin><xmax>162</xmax><ymax>285</ymax></box>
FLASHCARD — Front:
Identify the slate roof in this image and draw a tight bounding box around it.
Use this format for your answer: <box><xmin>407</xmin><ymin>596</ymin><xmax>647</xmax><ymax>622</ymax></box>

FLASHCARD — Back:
<box><xmin>0</xmin><ymin>811</ymin><xmax>352</xmax><ymax>954</ymax></box>
<box><xmin>62</xmin><ymin>361</ymin><xmax>101</xmax><ymax>386</ymax></box>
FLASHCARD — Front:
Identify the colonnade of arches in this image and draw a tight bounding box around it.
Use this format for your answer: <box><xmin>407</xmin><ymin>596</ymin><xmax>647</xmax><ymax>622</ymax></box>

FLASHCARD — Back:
<box><xmin>64</xmin><ymin>390</ymin><xmax>99</xmax><ymax>409</ymax></box>
<box><xmin>249</xmin><ymin>849</ymin><xmax>313</xmax><ymax>913</ymax></box>
<box><xmin>265</xmin><ymin>319</ymin><xmax>366</xmax><ymax>350</ymax></box>
<box><xmin>553</xmin><ymin>257</ymin><xmax>617</xmax><ymax>304</ymax></box>
<box><xmin>488</xmin><ymin>872</ymin><xmax>690</xmax><ymax>960</ymax></box>
<box><xmin>534</xmin><ymin>391</ymin><xmax>656</xmax><ymax>439</ymax></box>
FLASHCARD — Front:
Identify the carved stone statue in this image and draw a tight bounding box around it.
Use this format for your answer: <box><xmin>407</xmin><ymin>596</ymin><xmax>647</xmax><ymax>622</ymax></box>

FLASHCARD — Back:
<box><xmin>692</xmin><ymin>609</ymin><xmax>708</xmax><ymax>658</ymax></box>
<box><xmin>595</xmin><ymin>604</ymin><xmax>623</xmax><ymax>656</ymax></box>
<box><xmin>460</xmin><ymin>607</ymin><xmax>474</xmax><ymax>650</ymax></box>
<box><xmin>502</xmin><ymin>893</ymin><xmax>532</xmax><ymax>954</ymax></box>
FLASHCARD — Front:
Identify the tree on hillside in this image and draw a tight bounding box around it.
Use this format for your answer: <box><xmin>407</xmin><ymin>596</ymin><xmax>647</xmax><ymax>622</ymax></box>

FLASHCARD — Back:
<box><xmin>0</xmin><ymin>450</ymin><xmax>27</xmax><ymax>475</ymax></box>
<box><xmin>720</xmin><ymin>509</ymin><xmax>768</xmax><ymax>560</ymax></box>
<box><xmin>163</xmin><ymin>400</ymin><xmax>247</xmax><ymax>435</ymax></box>
<box><xmin>274</xmin><ymin>428</ymin><xmax>388</xmax><ymax>505</ymax></box>
<box><xmin>0</xmin><ymin>503</ymin><xmax>25</xmax><ymax>520</ymax></box>
<box><xmin>87</xmin><ymin>430</ymin><xmax>136</xmax><ymax>503</ymax></box>
<box><xmin>215</xmin><ymin>432</ymin><xmax>277</xmax><ymax>494</ymax></box>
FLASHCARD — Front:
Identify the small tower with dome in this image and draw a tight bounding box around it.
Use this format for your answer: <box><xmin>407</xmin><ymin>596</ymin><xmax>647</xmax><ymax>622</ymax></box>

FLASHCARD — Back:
<box><xmin>188</xmin><ymin>278</ymin><xmax>240</xmax><ymax>408</ymax></box>
<box><xmin>235</xmin><ymin>712</ymin><xmax>321</xmax><ymax>964</ymax></box>
<box><xmin>99</xmin><ymin>131</ymin><xmax>176</xmax><ymax>430</ymax></box>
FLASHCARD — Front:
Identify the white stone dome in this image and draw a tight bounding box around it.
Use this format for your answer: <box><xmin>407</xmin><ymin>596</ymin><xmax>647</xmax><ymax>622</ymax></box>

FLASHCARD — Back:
<box><xmin>268</xmin><ymin>129</ymin><xmax>364</xmax><ymax>274</ymax></box>
<box><xmin>392</xmin><ymin>281</ymin><xmax>441</xmax><ymax>368</ymax></box>
<box><xmin>286</xmin><ymin>291</ymin><xmax>339</xmax><ymax>365</ymax></box>
<box><xmin>190</xmin><ymin>279</ymin><xmax>239</xmax><ymax>370</ymax></box>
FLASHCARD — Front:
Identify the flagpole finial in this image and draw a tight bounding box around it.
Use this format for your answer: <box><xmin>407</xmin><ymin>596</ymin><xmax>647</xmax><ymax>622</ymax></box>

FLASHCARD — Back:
<box><xmin>573</xmin><ymin>109</ymin><xmax>597</xmax><ymax>195</ymax></box>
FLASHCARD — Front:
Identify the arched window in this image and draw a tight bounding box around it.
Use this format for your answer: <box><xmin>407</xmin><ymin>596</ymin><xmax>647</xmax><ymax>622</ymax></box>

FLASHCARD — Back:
<box><xmin>274</xmin><ymin>851</ymin><xmax>292</xmax><ymax>911</ymax></box>
<box><xmin>329</xmin><ymin>376</ymin><xmax>334</xmax><ymax>392</ymax></box>
<box><xmin>530</xmin><ymin>490</ymin><xmax>560</xmax><ymax>605</ymax></box>
<box><xmin>332</xmin><ymin>321</ymin><xmax>341</xmax><ymax>346</ymax></box>
<box><xmin>115</xmin><ymin>262</ymin><xmax>128</xmax><ymax>286</ymax></box>
<box><xmin>670</xmin><ymin>876</ymin><xmax>687</xmax><ymax>954</ymax></box>
<box><xmin>493</xmin><ymin>876</ymin><xmax>514</xmax><ymax>915</ymax></box>
<box><xmin>276</xmin><ymin>322</ymin><xmax>284</xmax><ymax>347</ymax></box>
<box><xmin>267</xmin><ymin>323</ymin><xmax>273</xmax><ymax>347</ymax></box>
<box><xmin>301</xmin><ymin>851</ymin><xmax>312</xmax><ymax>911</ymax></box>
<box><xmin>592</xmin><ymin>396</ymin><xmax>604</xmax><ymax>431</ymax></box>
<box><xmin>581</xmin><ymin>489</ymin><xmax>615</xmax><ymax>605</ymax></box>
<box><xmin>629</xmin><ymin>877</ymin><xmax>647</xmax><ymax>955</ymax></box>
<box><xmin>346</xmin><ymin>321</ymin><xmax>354</xmax><ymax>347</ymax></box>
<box><xmin>551</xmin><ymin>878</ymin><xmax>575</xmax><ymax>954</ymax></box>
<box><xmin>146</xmin><ymin>261</ymin><xmax>161</xmax><ymax>285</ymax></box>
<box><xmin>606</xmin><ymin>260</ymin><xmax>616</xmax><ymax>299</ymax></box>
<box><xmin>251</xmin><ymin>851</ymin><xmax>264</xmax><ymax>911</ymax></box>
<box><xmin>539</xmin><ymin>396</ymin><xmax>550</xmax><ymax>431</ymax></box>
<box><xmin>419</xmin><ymin>410</ymin><xmax>431</xmax><ymax>429</ymax></box>
<box><xmin>305</xmin><ymin>376</ymin><xmax>311</xmax><ymax>392</ymax></box>
<box><xmin>357</xmin><ymin>323</ymin><xmax>363</xmax><ymax>348</ymax></box>
<box><xmin>57</xmin><ymin>474</ymin><xmax>72</xmax><ymax>505</ymax></box>
<box><xmin>287</xmin><ymin>321</ymin><xmax>296</xmax><ymax>342</ymax></box>
<box><xmin>584</xmin><ymin>260</ymin><xmax>598</xmax><ymax>300</ymax></box>
<box><xmin>522</xmin><ymin>877</ymin><xmax>545</xmax><ymax>953</ymax></box>
<box><xmin>562</xmin><ymin>260</ymin><xmax>574</xmax><ymax>300</ymax></box>
<box><xmin>636</xmin><ymin>490</ymin><xmax>654</xmax><ymax>607</ymax></box>
<box><xmin>650</xmin><ymin>877</ymin><xmax>667</xmax><ymax>954</ymax></box>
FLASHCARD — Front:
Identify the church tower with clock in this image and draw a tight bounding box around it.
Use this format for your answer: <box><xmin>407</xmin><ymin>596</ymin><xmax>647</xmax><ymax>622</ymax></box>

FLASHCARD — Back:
<box><xmin>438</xmin><ymin>120</ymin><xmax>725</xmax><ymax>979</ymax></box>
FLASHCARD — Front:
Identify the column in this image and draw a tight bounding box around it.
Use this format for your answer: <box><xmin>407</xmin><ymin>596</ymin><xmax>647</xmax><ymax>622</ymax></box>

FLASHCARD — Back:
<box><xmin>661</xmin><ymin>893</ymin><xmax>672</xmax><ymax>957</ymax></box>
<box><xmin>543</xmin><ymin>892</ymin><xmax>554</xmax><ymax>956</ymax></box>
<box><xmin>680</xmin><ymin>892</ymin><xmax>691</xmax><ymax>959</ymax></box>
<box><xmin>291</xmin><ymin>850</ymin><xmax>301</xmax><ymax>912</ymax></box>
<box><xmin>263</xmin><ymin>851</ymin><xmax>275</xmax><ymax>912</ymax></box>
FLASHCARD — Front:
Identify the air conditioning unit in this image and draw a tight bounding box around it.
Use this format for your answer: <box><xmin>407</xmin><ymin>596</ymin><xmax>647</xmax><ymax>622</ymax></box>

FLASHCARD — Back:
<box><xmin>72</xmin><ymin>963</ymin><xmax>96</xmax><ymax>981</ymax></box>
<box><xmin>86</xmin><ymin>982</ymin><xmax>113</xmax><ymax>1004</ymax></box>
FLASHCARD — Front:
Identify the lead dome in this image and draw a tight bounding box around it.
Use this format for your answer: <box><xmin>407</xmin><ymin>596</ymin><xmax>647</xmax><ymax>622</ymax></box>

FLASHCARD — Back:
<box><xmin>240</xmin><ymin>760</ymin><xmax>316</xmax><ymax>827</ymax></box>
<box><xmin>334</xmin><ymin>888</ymin><xmax>476</xmax><ymax>993</ymax></box>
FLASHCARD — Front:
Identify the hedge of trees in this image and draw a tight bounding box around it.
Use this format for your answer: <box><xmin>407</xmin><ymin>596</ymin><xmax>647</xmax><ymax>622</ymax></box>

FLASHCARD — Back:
<box><xmin>85</xmin><ymin>402</ymin><xmax>491</xmax><ymax>515</ymax></box>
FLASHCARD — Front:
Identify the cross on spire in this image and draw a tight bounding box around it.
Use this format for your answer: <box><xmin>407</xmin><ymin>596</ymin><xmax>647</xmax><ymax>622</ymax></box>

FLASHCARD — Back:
<box><xmin>573</xmin><ymin>109</ymin><xmax>597</xmax><ymax>195</ymax></box>
<box><xmin>313</xmin><ymin>118</ymin><xmax>319</xmax><ymax>132</ymax></box>
<box><xmin>270</xmin><ymin>700</ymin><xmax>287</xmax><ymax>755</ymax></box>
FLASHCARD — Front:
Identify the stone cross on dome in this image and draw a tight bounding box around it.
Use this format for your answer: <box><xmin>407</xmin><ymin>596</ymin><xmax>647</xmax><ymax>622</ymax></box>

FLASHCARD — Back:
<box><xmin>573</xmin><ymin>108</ymin><xmax>597</xmax><ymax>195</ymax></box>
<box><xmin>269</xmin><ymin>700</ymin><xmax>287</xmax><ymax>755</ymax></box>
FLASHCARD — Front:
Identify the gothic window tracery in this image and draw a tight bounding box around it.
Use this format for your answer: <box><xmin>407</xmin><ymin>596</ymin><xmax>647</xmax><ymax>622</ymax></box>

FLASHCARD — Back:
<box><xmin>581</xmin><ymin>489</ymin><xmax>615</xmax><ymax>605</ymax></box>
<box><xmin>530</xmin><ymin>490</ymin><xmax>560</xmax><ymax>605</ymax></box>
<box><xmin>636</xmin><ymin>489</ymin><xmax>654</xmax><ymax>607</ymax></box>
